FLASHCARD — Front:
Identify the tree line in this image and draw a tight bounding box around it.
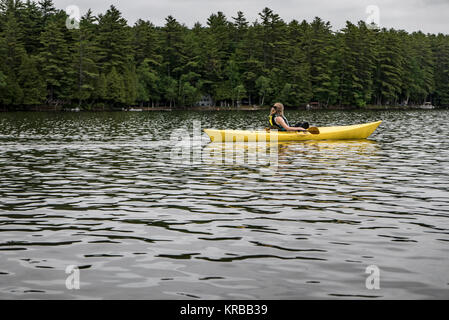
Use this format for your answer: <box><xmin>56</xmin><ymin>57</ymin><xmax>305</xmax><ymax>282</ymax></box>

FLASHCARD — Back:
<box><xmin>1</xmin><ymin>0</ymin><xmax>449</xmax><ymax>110</ymax></box>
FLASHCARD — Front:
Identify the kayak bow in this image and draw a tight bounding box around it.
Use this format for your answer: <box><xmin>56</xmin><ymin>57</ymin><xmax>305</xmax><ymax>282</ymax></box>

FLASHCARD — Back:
<box><xmin>204</xmin><ymin>121</ymin><xmax>382</xmax><ymax>142</ymax></box>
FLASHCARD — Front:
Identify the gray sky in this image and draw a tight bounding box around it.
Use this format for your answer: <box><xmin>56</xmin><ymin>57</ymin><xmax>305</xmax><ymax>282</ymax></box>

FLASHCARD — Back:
<box><xmin>55</xmin><ymin>0</ymin><xmax>449</xmax><ymax>34</ymax></box>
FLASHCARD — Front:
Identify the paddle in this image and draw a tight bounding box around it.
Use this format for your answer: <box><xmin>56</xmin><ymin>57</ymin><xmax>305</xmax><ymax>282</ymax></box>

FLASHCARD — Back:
<box><xmin>307</xmin><ymin>127</ymin><xmax>320</xmax><ymax>134</ymax></box>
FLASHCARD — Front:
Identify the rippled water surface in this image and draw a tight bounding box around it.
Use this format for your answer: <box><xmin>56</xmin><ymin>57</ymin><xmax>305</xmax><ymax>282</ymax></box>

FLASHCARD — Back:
<box><xmin>0</xmin><ymin>109</ymin><xmax>448</xmax><ymax>299</ymax></box>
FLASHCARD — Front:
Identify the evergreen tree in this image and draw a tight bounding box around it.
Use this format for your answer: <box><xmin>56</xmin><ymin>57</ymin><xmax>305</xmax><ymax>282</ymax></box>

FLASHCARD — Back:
<box><xmin>37</xmin><ymin>0</ymin><xmax>54</xmax><ymax>25</ymax></box>
<box><xmin>432</xmin><ymin>34</ymin><xmax>449</xmax><ymax>106</ymax></box>
<box><xmin>19</xmin><ymin>0</ymin><xmax>43</xmax><ymax>54</ymax></box>
<box><xmin>72</xmin><ymin>10</ymin><xmax>100</xmax><ymax>106</ymax></box>
<box><xmin>0</xmin><ymin>71</ymin><xmax>6</xmax><ymax>88</ymax></box>
<box><xmin>38</xmin><ymin>11</ymin><xmax>74</xmax><ymax>101</ymax></box>
<box><xmin>283</xmin><ymin>20</ymin><xmax>312</xmax><ymax>105</ymax></box>
<box><xmin>92</xmin><ymin>73</ymin><xmax>106</xmax><ymax>103</ymax></box>
<box><xmin>123</xmin><ymin>63</ymin><xmax>137</xmax><ymax>105</ymax></box>
<box><xmin>136</xmin><ymin>59</ymin><xmax>161</xmax><ymax>107</ymax></box>
<box><xmin>402</xmin><ymin>31</ymin><xmax>434</xmax><ymax>105</ymax></box>
<box><xmin>305</xmin><ymin>17</ymin><xmax>336</xmax><ymax>106</ymax></box>
<box><xmin>179</xmin><ymin>75</ymin><xmax>200</xmax><ymax>108</ymax></box>
<box><xmin>162</xmin><ymin>15</ymin><xmax>185</xmax><ymax>79</ymax></box>
<box><xmin>258</xmin><ymin>8</ymin><xmax>288</xmax><ymax>71</ymax></box>
<box><xmin>178</xmin><ymin>23</ymin><xmax>203</xmax><ymax>101</ymax></box>
<box><xmin>105</xmin><ymin>66</ymin><xmax>125</xmax><ymax>105</ymax></box>
<box><xmin>373</xmin><ymin>29</ymin><xmax>405</xmax><ymax>105</ymax></box>
<box><xmin>0</xmin><ymin>3</ymin><xmax>448</xmax><ymax>109</ymax></box>
<box><xmin>133</xmin><ymin>19</ymin><xmax>161</xmax><ymax>67</ymax></box>
<box><xmin>255</xmin><ymin>75</ymin><xmax>272</xmax><ymax>106</ymax></box>
<box><xmin>336</xmin><ymin>21</ymin><xmax>377</xmax><ymax>107</ymax></box>
<box><xmin>0</xmin><ymin>5</ymin><xmax>26</xmax><ymax>106</ymax></box>
<box><xmin>234</xmin><ymin>23</ymin><xmax>261</xmax><ymax>105</ymax></box>
<box><xmin>203</xmin><ymin>12</ymin><xmax>234</xmax><ymax>104</ymax></box>
<box><xmin>97</xmin><ymin>5</ymin><xmax>133</xmax><ymax>74</ymax></box>
<box><xmin>162</xmin><ymin>75</ymin><xmax>177</xmax><ymax>107</ymax></box>
<box><xmin>18</xmin><ymin>53</ymin><xmax>46</xmax><ymax>105</ymax></box>
<box><xmin>231</xmin><ymin>11</ymin><xmax>248</xmax><ymax>46</ymax></box>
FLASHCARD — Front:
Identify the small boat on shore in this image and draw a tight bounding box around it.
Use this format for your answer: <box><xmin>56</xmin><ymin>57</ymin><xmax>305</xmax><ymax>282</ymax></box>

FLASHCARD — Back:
<box><xmin>204</xmin><ymin>121</ymin><xmax>382</xmax><ymax>142</ymax></box>
<box><xmin>418</xmin><ymin>102</ymin><xmax>435</xmax><ymax>109</ymax></box>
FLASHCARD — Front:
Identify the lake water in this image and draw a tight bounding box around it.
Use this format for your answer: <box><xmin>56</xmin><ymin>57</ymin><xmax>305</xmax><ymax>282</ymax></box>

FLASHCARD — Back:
<box><xmin>0</xmin><ymin>109</ymin><xmax>448</xmax><ymax>299</ymax></box>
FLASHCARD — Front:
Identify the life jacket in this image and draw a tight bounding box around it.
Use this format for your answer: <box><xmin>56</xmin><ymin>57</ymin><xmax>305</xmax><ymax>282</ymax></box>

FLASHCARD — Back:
<box><xmin>269</xmin><ymin>114</ymin><xmax>289</xmax><ymax>131</ymax></box>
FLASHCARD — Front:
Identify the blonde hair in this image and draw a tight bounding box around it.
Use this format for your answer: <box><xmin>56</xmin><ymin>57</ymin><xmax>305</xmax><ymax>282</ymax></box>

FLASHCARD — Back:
<box><xmin>273</xmin><ymin>102</ymin><xmax>284</xmax><ymax>117</ymax></box>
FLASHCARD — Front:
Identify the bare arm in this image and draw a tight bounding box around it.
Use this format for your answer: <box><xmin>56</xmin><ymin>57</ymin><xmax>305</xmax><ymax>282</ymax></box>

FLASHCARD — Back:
<box><xmin>275</xmin><ymin>117</ymin><xmax>307</xmax><ymax>132</ymax></box>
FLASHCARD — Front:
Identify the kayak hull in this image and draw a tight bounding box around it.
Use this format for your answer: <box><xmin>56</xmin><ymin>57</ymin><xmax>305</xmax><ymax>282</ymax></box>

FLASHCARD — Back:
<box><xmin>204</xmin><ymin>121</ymin><xmax>382</xmax><ymax>142</ymax></box>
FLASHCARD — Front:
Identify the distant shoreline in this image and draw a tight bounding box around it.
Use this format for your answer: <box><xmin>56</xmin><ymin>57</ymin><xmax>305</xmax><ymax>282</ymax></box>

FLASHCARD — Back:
<box><xmin>0</xmin><ymin>105</ymin><xmax>445</xmax><ymax>112</ymax></box>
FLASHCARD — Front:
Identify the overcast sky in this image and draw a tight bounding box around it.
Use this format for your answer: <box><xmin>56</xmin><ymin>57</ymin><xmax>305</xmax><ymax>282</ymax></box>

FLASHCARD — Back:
<box><xmin>55</xmin><ymin>0</ymin><xmax>449</xmax><ymax>34</ymax></box>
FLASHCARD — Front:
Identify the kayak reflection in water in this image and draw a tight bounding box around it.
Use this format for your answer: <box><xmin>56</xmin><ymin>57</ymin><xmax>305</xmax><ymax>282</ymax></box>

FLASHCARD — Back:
<box><xmin>268</xmin><ymin>102</ymin><xmax>310</xmax><ymax>132</ymax></box>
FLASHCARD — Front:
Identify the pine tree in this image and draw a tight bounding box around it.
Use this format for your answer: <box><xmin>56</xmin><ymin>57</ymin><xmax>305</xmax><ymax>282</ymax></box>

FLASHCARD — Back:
<box><xmin>207</xmin><ymin>11</ymin><xmax>231</xmax><ymax>63</ymax></box>
<box><xmin>402</xmin><ymin>31</ymin><xmax>434</xmax><ymax>105</ymax></box>
<box><xmin>72</xmin><ymin>10</ymin><xmax>100</xmax><ymax>106</ymax></box>
<box><xmin>97</xmin><ymin>5</ymin><xmax>133</xmax><ymax>74</ymax></box>
<box><xmin>19</xmin><ymin>0</ymin><xmax>43</xmax><ymax>54</ymax></box>
<box><xmin>92</xmin><ymin>73</ymin><xmax>106</xmax><ymax>103</ymax></box>
<box><xmin>234</xmin><ymin>23</ymin><xmax>261</xmax><ymax>105</ymax></box>
<box><xmin>255</xmin><ymin>75</ymin><xmax>272</xmax><ymax>106</ymax></box>
<box><xmin>178</xmin><ymin>23</ymin><xmax>203</xmax><ymax>101</ymax></box>
<box><xmin>0</xmin><ymin>0</ymin><xmax>25</xmax><ymax>16</ymax></box>
<box><xmin>224</xmin><ymin>57</ymin><xmax>245</xmax><ymax>106</ymax></box>
<box><xmin>0</xmin><ymin>3</ymin><xmax>25</xmax><ymax>71</ymax></box>
<box><xmin>231</xmin><ymin>11</ymin><xmax>248</xmax><ymax>46</ymax></box>
<box><xmin>336</xmin><ymin>21</ymin><xmax>377</xmax><ymax>107</ymax></box>
<box><xmin>18</xmin><ymin>53</ymin><xmax>46</xmax><ymax>105</ymax></box>
<box><xmin>123</xmin><ymin>63</ymin><xmax>137</xmax><ymax>105</ymax></box>
<box><xmin>305</xmin><ymin>17</ymin><xmax>337</xmax><ymax>106</ymax></box>
<box><xmin>38</xmin><ymin>11</ymin><xmax>75</xmax><ymax>101</ymax></box>
<box><xmin>133</xmin><ymin>19</ymin><xmax>161</xmax><ymax>67</ymax></box>
<box><xmin>0</xmin><ymin>71</ymin><xmax>6</xmax><ymax>87</ymax></box>
<box><xmin>283</xmin><ymin>20</ymin><xmax>312</xmax><ymax>105</ymax></box>
<box><xmin>432</xmin><ymin>34</ymin><xmax>449</xmax><ymax>106</ymax></box>
<box><xmin>373</xmin><ymin>29</ymin><xmax>405</xmax><ymax>105</ymax></box>
<box><xmin>204</xmin><ymin>12</ymin><xmax>233</xmax><ymax>104</ymax></box>
<box><xmin>136</xmin><ymin>59</ymin><xmax>161</xmax><ymax>107</ymax></box>
<box><xmin>0</xmin><ymin>5</ymin><xmax>26</xmax><ymax>106</ymax></box>
<box><xmin>0</xmin><ymin>74</ymin><xmax>23</xmax><ymax>105</ymax></box>
<box><xmin>37</xmin><ymin>0</ymin><xmax>54</xmax><ymax>25</ymax></box>
<box><xmin>162</xmin><ymin>15</ymin><xmax>185</xmax><ymax>79</ymax></box>
<box><xmin>179</xmin><ymin>74</ymin><xmax>200</xmax><ymax>108</ymax></box>
<box><xmin>259</xmin><ymin>8</ymin><xmax>288</xmax><ymax>71</ymax></box>
<box><xmin>105</xmin><ymin>66</ymin><xmax>125</xmax><ymax>106</ymax></box>
<box><xmin>162</xmin><ymin>75</ymin><xmax>177</xmax><ymax>107</ymax></box>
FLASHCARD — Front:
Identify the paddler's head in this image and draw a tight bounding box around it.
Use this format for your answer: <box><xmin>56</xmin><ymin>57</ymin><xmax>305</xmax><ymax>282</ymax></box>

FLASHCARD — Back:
<box><xmin>273</xmin><ymin>102</ymin><xmax>284</xmax><ymax>116</ymax></box>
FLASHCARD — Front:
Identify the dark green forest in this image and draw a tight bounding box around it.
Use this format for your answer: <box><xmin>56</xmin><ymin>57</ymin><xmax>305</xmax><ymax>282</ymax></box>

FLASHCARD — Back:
<box><xmin>1</xmin><ymin>0</ymin><xmax>449</xmax><ymax>110</ymax></box>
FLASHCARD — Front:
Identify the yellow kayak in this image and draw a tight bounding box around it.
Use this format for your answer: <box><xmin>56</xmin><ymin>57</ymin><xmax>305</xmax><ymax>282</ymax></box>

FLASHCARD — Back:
<box><xmin>204</xmin><ymin>121</ymin><xmax>382</xmax><ymax>142</ymax></box>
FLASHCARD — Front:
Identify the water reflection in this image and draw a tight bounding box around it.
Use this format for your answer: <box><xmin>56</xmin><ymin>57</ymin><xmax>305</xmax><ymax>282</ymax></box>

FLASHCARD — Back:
<box><xmin>202</xmin><ymin>139</ymin><xmax>380</xmax><ymax>171</ymax></box>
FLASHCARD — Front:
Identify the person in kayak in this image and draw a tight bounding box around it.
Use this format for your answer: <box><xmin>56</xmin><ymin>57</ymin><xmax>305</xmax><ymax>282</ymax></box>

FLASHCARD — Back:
<box><xmin>269</xmin><ymin>102</ymin><xmax>310</xmax><ymax>132</ymax></box>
